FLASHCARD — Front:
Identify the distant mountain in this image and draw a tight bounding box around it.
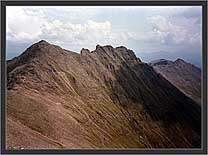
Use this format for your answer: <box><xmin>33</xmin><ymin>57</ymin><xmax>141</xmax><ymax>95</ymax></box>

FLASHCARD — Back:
<box><xmin>7</xmin><ymin>40</ymin><xmax>201</xmax><ymax>149</ymax></box>
<box><xmin>138</xmin><ymin>51</ymin><xmax>201</xmax><ymax>68</ymax></box>
<box><xmin>149</xmin><ymin>59</ymin><xmax>201</xmax><ymax>105</ymax></box>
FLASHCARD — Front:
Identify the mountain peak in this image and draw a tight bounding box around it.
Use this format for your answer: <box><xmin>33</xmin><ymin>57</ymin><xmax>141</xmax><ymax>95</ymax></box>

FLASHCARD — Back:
<box><xmin>80</xmin><ymin>48</ymin><xmax>90</xmax><ymax>55</ymax></box>
<box><xmin>116</xmin><ymin>46</ymin><xmax>128</xmax><ymax>50</ymax></box>
<box><xmin>7</xmin><ymin>40</ymin><xmax>62</xmax><ymax>73</ymax></box>
<box><xmin>175</xmin><ymin>58</ymin><xmax>185</xmax><ymax>63</ymax></box>
<box><xmin>24</xmin><ymin>40</ymin><xmax>51</xmax><ymax>53</ymax></box>
<box><xmin>95</xmin><ymin>44</ymin><xmax>114</xmax><ymax>51</ymax></box>
<box><xmin>150</xmin><ymin>58</ymin><xmax>201</xmax><ymax>104</ymax></box>
<box><xmin>38</xmin><ymin>40</ymin><xmax>49</xmax><ymax>44</ymax></box>
<box><xmin>22</xmin><ymin>40</ymin><xmax>52</xmax><ymax>56</ymax></box>
<box><xmin>33</xmin><ymin>40</ymin><xmax>51</xmax><ymax>48</ymax></box>
<box><xmin>95</xmin><ymin>44</ymin><xmax>102</xmax><ymax>50</ymax></box>
<box><xmin>94</xmin><ymin>45</ymin><xmax>138</xmax><ymax>64</ymax></box>
<box><xmin>149</xmin><ymin>59</ymin><xmax>172</xmax><ymax>66</ymax></box>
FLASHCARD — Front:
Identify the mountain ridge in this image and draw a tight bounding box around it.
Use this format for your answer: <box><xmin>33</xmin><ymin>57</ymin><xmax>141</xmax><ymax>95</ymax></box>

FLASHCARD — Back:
<box><xmin>149</xmin><ymin>58</ymin><xmax>201</xmax><ymax>104</ymax></box>
<box><xmin>6</xmin><ymin>40</ymin><xmax>201</xmax><ymax>149</ymax></box>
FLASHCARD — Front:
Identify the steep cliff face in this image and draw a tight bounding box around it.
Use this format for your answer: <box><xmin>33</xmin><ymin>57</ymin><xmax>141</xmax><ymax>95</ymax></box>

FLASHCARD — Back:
<box><xmin>7</xmin><ymin>40</ymin><xmax>201</xmax><ymax>149</ymax></box>
<box><xmin>149</xmin><ymin>59</ymin><xmax>201</xmax><ymax>105</ymax></box>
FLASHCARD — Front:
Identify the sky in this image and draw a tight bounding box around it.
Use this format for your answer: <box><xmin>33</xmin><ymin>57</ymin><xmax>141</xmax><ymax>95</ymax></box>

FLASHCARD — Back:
<box><xmin>6</xmin><ymin>6</ymin><xmax>202</xmax><ymax>67</ymax></box>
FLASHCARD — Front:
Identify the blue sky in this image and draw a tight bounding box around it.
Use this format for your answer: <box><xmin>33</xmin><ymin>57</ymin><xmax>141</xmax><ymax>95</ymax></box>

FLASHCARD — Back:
<box><xmin>6</xmin><ymin>6</ymin><xmax>202</xmax><ymax>67</ymax></box>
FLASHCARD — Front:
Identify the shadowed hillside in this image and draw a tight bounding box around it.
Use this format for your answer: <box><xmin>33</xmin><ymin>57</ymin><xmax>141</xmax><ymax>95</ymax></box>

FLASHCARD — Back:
<box><xmin>149</xmin><ymin>59</ymin><xmax>201</xmax><ymax>105</ymax></box>
<box><xmin>6</xmin><ymin>40</ymin><xmax>201</xmax><ymax>149</ymax></box>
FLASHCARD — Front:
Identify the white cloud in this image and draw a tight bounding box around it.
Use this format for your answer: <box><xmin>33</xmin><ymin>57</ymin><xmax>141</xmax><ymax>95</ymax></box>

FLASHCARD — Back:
<box><xmin>6</xmin><ymin>7</ymin><xmax>132</xmax><ymax>52</ymax></box>
<box><xmin>6</xmin><ymin>7</ymin><xmax>45</xmax><ymax>42</ymax></box>
<box><xmin>145</xmin><ymin>15</ymin><xmax>201</xmax><ymax>45</ymax></box>
<box><xmin>39</xmin><ymin>19</ymin><xmax>113</xmax><ymax>50</ymax></box>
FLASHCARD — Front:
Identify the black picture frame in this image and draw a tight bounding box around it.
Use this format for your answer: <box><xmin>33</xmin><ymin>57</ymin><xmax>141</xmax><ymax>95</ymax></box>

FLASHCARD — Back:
<box><xmin>1</xmin><ymin>0</ymin><xmax>207</xmax><ymax>154</ymax></box>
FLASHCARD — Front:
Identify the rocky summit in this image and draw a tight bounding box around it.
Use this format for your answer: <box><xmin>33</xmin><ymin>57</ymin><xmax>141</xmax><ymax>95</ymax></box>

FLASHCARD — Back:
<box><xmin>7</xmin><ymin>40</ymin><xmax>201</xmax><ymax>148</ymax></box>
